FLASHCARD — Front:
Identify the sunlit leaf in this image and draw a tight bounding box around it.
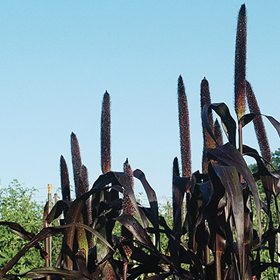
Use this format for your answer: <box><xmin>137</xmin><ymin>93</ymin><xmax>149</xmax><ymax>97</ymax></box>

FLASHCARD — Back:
<box><xmin>46</xmin><ymin>200</ymin><xmax>71</xmax><ymax>223</ymax></box>
<box><xmin>240</xmin><ymin>113</ymin><xmax>255</xmax><ymax>128</ymax></box>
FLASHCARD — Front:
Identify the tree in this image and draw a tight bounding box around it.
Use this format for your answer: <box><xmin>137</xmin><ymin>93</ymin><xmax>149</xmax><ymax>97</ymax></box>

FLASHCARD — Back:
<box><xmin>272</xmin><ymin>148</ymin><xmax>280</xmax><ymax>170</ymax></box>
<box><xmin>0</xmin><ymin>180</ymin><xmax>44</xmax><ymax>274</ymax></box>
<box><xmin>249</xmin><ymin>149</ymin><xmax>280</xmax><ymax>279</ymax></box>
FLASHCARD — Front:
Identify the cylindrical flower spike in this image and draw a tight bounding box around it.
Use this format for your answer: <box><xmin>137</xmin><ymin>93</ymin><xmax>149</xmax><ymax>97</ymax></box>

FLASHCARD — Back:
<box><xmin>178</xmin><ymin>75</ymin><xmax>191</xmax><ymax>178</ymax></box>
<box><xmin>60</xmin><ymin>155</ymin><xmax>71</xmax><ymax>201</ymax></box>
<box><xmin>201</xmin><ymin>77</ymin><xmax>215</xmax><ymax>173</ymax></box>
<box><xmin>234</xmin><ymin>4</ymin><xmax>247</xmax><ymax>120</ymax></box>
<box><xmin>101</xmin><ymin>91</ymin><xmax>111</xmax><ymax>174</ymax></box>
<box><xmin>122</xmin><ymin>158</ymin><xmax>135</xmax><ymax>217</ymax></box>
<box><xmin>246</xmin><ymin>81</ymin><xmax>272</xmax><ymax>163</ymax></box>
<box><xmin>71</xmin><ymin>132</ymin><xmax>82</xmax><ymax>197</ymax></box>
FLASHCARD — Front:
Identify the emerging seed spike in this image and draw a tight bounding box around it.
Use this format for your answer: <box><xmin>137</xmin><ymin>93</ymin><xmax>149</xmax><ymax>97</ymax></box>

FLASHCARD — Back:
<box><xmin>234</xmin><ymin>4</ymin><xmax>247</xmax><ymax>120</ymax></box>
<box><xmin>214</xmin><ymin>119</ymin><xmax>224</xmax><ymax>147</ymax></box>
<box><xmin>246</xmin><ymin>81</ymin><xmax>272</xmax><ymax>163</ymax></box>
<box><xmin>122</xmin><ymin>159</ymin><xmax>134</xmax><ymax>279</ymax></box>
<box><xmin>101</xmin><ymin>91</ymin><xmax>111</xmax><ymax>174</ymax></box>
<box><xmin>79</xmin><ymin>165</ymin><xmax>94</xmax><ymax>248</ymax></box>
<box><xmin>201</xmin><ymin>77</ymin><xmax>215</xmax><ymax>173</ymax></box>
<box><xmin>172</xmin><ymin>157</ymin><xmax>180</xmax><ymax>178</ymax></box>
<box><xmin>172</xmin><ymin>157</ymin><xmax>180</xmax><ymax>225</ymax></box>
<box><xmin>71</xmin><ymin>132</ymin><xmax>82</xmax><ymax>197</ymax></box>
<box><xmin>178</xmin><ymin>75</ymin><xmax>191</xmax><ymax>178</ymax></box>
<box><xmin>60</xmin><ymin>155</ymin><xmax>71</xmax><ymax>201</ymax></box>
<box><xmin>122</xmin><ymin>158</ymin><xmax>135</xmax><ymax>217</ymax></box>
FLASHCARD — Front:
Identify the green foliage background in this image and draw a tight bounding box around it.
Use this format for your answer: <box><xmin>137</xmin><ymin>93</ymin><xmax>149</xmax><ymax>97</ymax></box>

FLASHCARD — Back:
<box><xmin>249</xmin><ymin>148</ymin><xmax>280</xmax><ymax>279</ymax></box>
<box><xmin>0</xmin><ymin>180</ymin><xmax>44</xmax><ymax>274</ymax></box>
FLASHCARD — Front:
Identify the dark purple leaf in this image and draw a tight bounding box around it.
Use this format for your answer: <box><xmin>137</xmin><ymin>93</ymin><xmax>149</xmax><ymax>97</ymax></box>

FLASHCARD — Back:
<box><xmin>115</xmin><ymin>214</ymin><xmax>155</xmax><ymax>250</ymax></box>
<box><xmin>202</xmin><ymin>103</ymin><xmax>236</xmax><ymax>147</ymax></box>
<box><xmin>207</xmin><ymin>143</ymin><xmax>262</xmax><ymax>240</ymax></box>
<box><xmin>0</xmin><ymin>222</ymin><xmax>34</xmax><ymax>241</ymax></box>
<box><xmin>7</xmin><ymin>267</ymin><xmax>91</xmax><ymax>279</ymax></box>
<box><xmin>211</xmin><ymin>162</ymin><xmax>244</xmax><ymax>276</ymax></box>
<box><xmin>240</xmin><ymin>113</ymin><xmax>255</xmax><ymax>127</ymax></box>
<box><xmin>46</xmin><ymin>200</ymin><xmax>71</xmax><ymax>223</ymax></box>
<box><xmin>264</xmin><ymin>115</ymin><xmax>280</xmax><ymax>138</ymax></box>
<box><xmin>133</xmin><ymin>169</ymin><xmax>160</xmax><ymax>247</ymax></box>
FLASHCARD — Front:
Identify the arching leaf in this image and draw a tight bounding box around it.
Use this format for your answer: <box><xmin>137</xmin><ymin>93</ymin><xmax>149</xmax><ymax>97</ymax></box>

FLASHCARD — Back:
<box><xmin>202</xmin><ymin>103</ymin><xmax>236</xmax><ymax>147</ymax></box>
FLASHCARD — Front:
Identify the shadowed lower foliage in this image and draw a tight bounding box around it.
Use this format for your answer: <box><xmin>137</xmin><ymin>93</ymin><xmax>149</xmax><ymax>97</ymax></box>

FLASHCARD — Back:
<box><xmin>246</xmin><ymin>80</ymin><xmax>272</xmax><ymax>163</ymax></box>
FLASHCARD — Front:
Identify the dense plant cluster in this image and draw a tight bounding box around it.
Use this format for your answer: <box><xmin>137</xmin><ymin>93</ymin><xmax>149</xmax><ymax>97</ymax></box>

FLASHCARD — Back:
<box><xmin>1</xmin><ymin>4</ymin><xmax>280</xmax><ymax>280</ymax></box>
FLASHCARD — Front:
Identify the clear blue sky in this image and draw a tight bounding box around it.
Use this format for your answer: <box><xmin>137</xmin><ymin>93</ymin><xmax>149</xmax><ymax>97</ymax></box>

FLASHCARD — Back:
<box><xmin>1</xmin><ymin>1</ymin><xmax>280</xmax><ymax>204</ymax></box>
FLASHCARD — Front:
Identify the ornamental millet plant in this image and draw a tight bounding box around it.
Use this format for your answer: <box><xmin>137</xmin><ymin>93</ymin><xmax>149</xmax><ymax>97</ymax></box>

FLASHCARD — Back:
<box><xmin>2</xmin><ymin>4</ymin><xmax>280</xmax><ymax>280</ymax></box>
